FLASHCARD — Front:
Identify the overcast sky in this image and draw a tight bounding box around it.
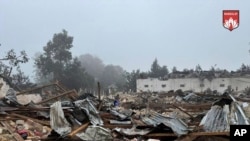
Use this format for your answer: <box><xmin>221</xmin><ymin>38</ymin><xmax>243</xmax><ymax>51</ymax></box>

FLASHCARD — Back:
<box><xmin>1</xmin><ymin>0</ymin><xmax>250</xmax><ymax>79</ymax></box>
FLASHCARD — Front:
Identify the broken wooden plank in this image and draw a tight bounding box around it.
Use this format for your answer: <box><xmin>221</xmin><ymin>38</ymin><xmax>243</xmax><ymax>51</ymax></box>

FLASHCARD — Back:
<box><xmin>17</xmin><ymin>82</ymin><xmax>68</xmax><ymax>95</ymax></box>
<box><xmin>35</xmin><ymin>90</ymin><xmax>77</xmax><ymax>105</ymax></box>
<box><xmin>177</xmin><ymin>135</ymin><xmax>198</xmax><ymax>141</ymax></box>
<box><xmin>146</xmin><ymin>131</ymin><xmax>230</xmax><ymax>137</ymax></box>
<box><xmin>98</xmin><ymin>82</ymin><xmax>101</xmax><ymax>101</ymax></box>
<box><xmin>98</xmin><ymin>100</ymin><xmax>103</xmax><ymax>111</ymax></box>
<box><xmin>9</xmin><ymin>113</ymin><xmax>50</xmax><ymax>126</ymax></box>
<box><xmin>17</xmin><ymin>83</ymin><xmax>56</xmax><ymax>95</ymax></box>
<box><xmin>171</xmin><ymin>104</ymin><xmax>194</xmax><ymax>120</ymax></box>
<box><xmin>55</xmin><ymin>81</ymin><xmax>67</xmax><ymax>92</ymax></box>
<box><xmin>103</xmin><ymin>124</ymin><xmax>133</xmax><ymax>129</ymax></box>
<box><xmin>68</xmin><ymin>122</ymin><xmax>90</xmax><ymax>137</ymax></box>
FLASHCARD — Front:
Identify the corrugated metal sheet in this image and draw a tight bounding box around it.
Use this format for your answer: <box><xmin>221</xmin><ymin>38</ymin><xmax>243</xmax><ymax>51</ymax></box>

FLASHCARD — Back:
<box><xmin>74</xmin><ymin>98</ymin><xmax>103</xmax><ymax>126</ymax></box>
<box><xmin>76</xmin><ymin>126</ymin><xmax>112</xmax><ymax>141</ymax></box>
<box><xmin>142</xmin><ymin>112</ymin><xmax>189</xmax><ymax>136</ymax></box>
<box><xmin>113</xmin><ymin>125</ymin><xmax>152</xmax><ymax>136</ymax></box>
<box><xmin>50</xmin><ymin>101</ymin><xmax>71</xmax><ymax>136</ymax></box>
<box><xmin>199</xmin><ymin>105</ymin><xmax>230</xmax><ymax>132</ymax></box>
<box><xmin>230</xmin><ymin>102</ymin><xmax>249</xmax><ymax>125</ymax></box>
<box><xmin>110</xmin><ymin>120</ymin><xmax>131</xmax><ymax>125</ymax></box>
<box><xmin>200</xmin><ymin>95</ymin><xmax>249</xmax><ymax>132</ymax></box>
<box><xmin>109</xmin><ymin>109</ymin><xmax>128</xmax><ymax>120</ymax></box>
<box><xmin>229</xmin><ymin>94</ymin><xmax>249</xmax><ymax>125</ymax></box>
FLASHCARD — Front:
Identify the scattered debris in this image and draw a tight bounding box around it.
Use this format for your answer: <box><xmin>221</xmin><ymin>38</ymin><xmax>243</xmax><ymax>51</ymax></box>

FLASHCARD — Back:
<box><xmin>0</xmin><ymin>81</ymin><xmax>250</xmax><ymax>141</ymax></box>
<box><xmin>50</xmin><ymin>101</ymin><xmax>71</xmax><ymax>136</ymax></box>
<box><xmin>76</xmin><ymin>126</ymin><xmax>113</xmax><ymax>141</ymax></box>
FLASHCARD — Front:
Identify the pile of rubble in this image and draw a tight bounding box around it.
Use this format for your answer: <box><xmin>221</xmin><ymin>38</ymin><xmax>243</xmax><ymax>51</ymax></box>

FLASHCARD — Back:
<box><xmin>0</xmin><ymin>82</ymin><xmax>250</xmax><ymax>141</ymax></box>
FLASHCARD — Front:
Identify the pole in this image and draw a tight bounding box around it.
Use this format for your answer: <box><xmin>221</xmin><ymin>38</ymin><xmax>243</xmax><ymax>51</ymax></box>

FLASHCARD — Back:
<box><xmin>98</xmin><ymin>82</ymin><xmax>101</xmax><ymax>101</ymax></box>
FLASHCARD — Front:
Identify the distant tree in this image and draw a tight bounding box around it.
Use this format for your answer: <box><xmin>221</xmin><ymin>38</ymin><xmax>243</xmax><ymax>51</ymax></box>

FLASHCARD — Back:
<box><xmin>34</xmin><ymin>29</ymin><xmax>94</xmax><ymax>90</ymax></box>
<box><xmin>139</xmin><ymin>72</ymin><xmax>149</xmax><ymax>79</ymax></box>
<box><xmin>208</xmin><ymin>66</ymin><xmax>216</xmax><ymax>78</ymax></box>
<box><xmin>63</xmin><ymin>58</ymin><xmax>95</xmax><ymax>90</ymax></box>
<box><xmin>150</xmin><ymin>58</ymin><xmax>161</xmax><ymax>78</ymax></box>
<box><xmin>160</xmin><ymin>65</ymin><xmax>169</xmax><ymax>77</ymax></box>
<box><xmin>195</xmin><ymin>64</ymin><xmax>202</xmax><ymax>73</ymax></box>
<box><xmin>100</xmin><ymin>65</ymin><xmax>127</xmax><ymax>91</ymax></box>
<box><xmin>210</xmin><ymin>66</ymin><xmax>215</xmax><ymax>73</ymax></box>
<box><xmin>172</xmin><ymin>66</ymin><xmax>177</xmax><ymax>73</ymax></box>
<box><xmin>11</xmin><ymin>68</ymin><xmax>34</xmax><ymax>90</ymax></box>
<box><xmin>150</xmin><ymin>58</ymin><xmax>169</xmax><ymax>78</ymax></box>
<box><xmin>189</xmin><ymin>69</ymin><xmax>194</xmax><ymax>73</ymax></box>
<box><xmin>126</xmin><ymin>69</ymin><xmax>140</xmax><ymax>92</ymax></box>
<box><xmin>239</xmin><ymin>63</ymin><xmax>247</xmax><ymax>72</ymax></box>
<box><xmin>183</xmin><ymin>68</ymin><xmax>189</xmax><ymax>73</ymax></box>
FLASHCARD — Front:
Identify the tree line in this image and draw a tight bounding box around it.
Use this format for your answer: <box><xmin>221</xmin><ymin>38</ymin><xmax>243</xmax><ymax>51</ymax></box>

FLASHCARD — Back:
<box><xmin>1</xmin><ymin>29</ymin><xmax>249</xmax><ymax>93</ymax></box>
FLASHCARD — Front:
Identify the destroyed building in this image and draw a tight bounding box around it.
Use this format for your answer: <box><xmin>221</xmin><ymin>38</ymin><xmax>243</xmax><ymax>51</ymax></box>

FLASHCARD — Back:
<box><xmin>137</xmin><ymin>77</ymin><xmax>250</xmax><ymax>93</ymax></box>
<box><xmin>0</xmin><ymin>76</ymin><xmax>250</xmax><ymax>141</ymax></box>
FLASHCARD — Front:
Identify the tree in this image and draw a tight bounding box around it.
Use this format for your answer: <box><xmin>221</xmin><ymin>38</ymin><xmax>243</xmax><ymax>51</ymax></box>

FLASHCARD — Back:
<box><xmin>0</xmin><ymin>49</ymin><xmax>28</xmax><ymax>76</ymax></box>
<box><xmin>160</xmin><ymin>65</ymin><xmax>169</xmax><ymax>78</ymax></box>
<box><xmin>150</xmin><ymin>58</ymin><xmax>169</xmax><ymax>78</ymax></box>
<box><xmin>210</xmin><ymin>66</ymin><xmax>215</xmax><ymax>73</ymax></box>
<box><xmin>150</xmin><ymin>58</ymin><xmax>161</xmax><ymax>78</ymax></box>
<box><xmin>139</xmin><ymin>72</ymin><xmax>149</xmax><ymax>79</ymax></box>
<box><xmin>183</xmin><ymin>68</ymin><xmax>190</xmax><ymax>73</ymax></box>
<box><xmin>35</xmin><ymin>29</ymin><xmax>73</xmax><ymax>81</ymax></box>
<box><xmin>195</xmin><ymin>64</ymin><xmax>202</xmax><ymax>73</ymax></box>
<box><xmin>63</xmin><ymin>58</ymin><xmax>95</xmax><ymax>90</ymax></box>
<box><xmin>126</xmin><ymin>69</ymin><xmax>140</xmax><ymax>92</ymax></box>
<box><xmin>0</xmin><ymin>49</ymin><xmax>32</xmax><ymax>90</ymax></box>
<box><xmin>239</xmin><ymin>63</ymin><xmax>247</xmax><ymax>72</ymax></box>
<box><xmin>100</xmin><ymin>65</ymin><xmax>127</xmax><ymax>91</ymax></box>
<box><xmin>172</xmin><ymin>66</ymin><xmax>177</xmax><ymax>73</ymax></box>
<box><xmin>11</xmin><ymin>68</ymin><xmax>34</xmax><ymax>90</ymax></box>
<box><xmin>34</xmin><ymin>30</ymin><xmax>94</xmax><ymax>90</ymax></box>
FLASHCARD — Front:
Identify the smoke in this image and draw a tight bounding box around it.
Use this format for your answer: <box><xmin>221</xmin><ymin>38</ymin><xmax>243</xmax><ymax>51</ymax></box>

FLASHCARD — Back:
<box><xmin>78</xmin><ymin>54</ymin><xmax>126</xmax><ymax>89</ymax></box>
<box><xmin>78</xmin><ymin>54</ymin><xmax>105</xmax><ymax>81</ymax></box>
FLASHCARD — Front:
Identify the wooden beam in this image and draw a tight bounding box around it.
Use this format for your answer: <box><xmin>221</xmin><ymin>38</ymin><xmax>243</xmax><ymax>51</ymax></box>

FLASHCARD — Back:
<box><xmin>17</xmin><ymin>83</ymin><xmax>56</xmax><ymax>95</ymax></box>
<box><xmin>98</xmin><ymin>100</ymin><xmax>103</xmax><ymax>111</ymax></box>
<box><xmin>171</xmin><ymin>104</ymin><xmax>194</xmax><ymax>119</ymax></box>
<box><xmin>9</xmin><ymin>113</ymin><xmax>50</xmax><ymax>126</ymax></box>
<box><xmin>36</xmin><ymin>90</ymin><xmax>77</xmax><ymax>105</ymax></box>
<box><xmin>178</xmin><ymin>135</ymin><xmax>198</xmax><ymax>141</ymax></box>
<box><xmin>98</xmin><ymin>82</ymin><xmax>101</xmax><ymax>101</ymax></box>
<box><xmin>55</xmin><ymin>81</ymin><xmax>67</xmax><ymax>92</ymax></box>
<box><xmin>68</xmin><ymin>122</ymin><xmax>90</xmax><ymax>137</ymax></box>
<box><xmin>103</xmin><ymin>124</ymin><xmax>133</xmax><ymax>129</ymax></box>
<box><xmin>146</xmin><ymin>132</ymin><xmax>230</xmax><ymax>137</ymax></box>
